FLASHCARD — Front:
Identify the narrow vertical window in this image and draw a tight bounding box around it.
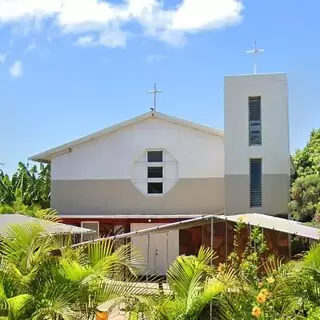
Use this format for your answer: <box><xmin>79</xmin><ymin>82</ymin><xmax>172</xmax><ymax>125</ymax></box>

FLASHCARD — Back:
<box><xmin>147</xmin><ymin>150</ymin><xmax>163</xmax><ymax>194</ymax></box>
<box><xmin>249</xmin><ymin>96</ymin><xmax>262</xmax><ymax>145</ymax></box>
<box><xmin>250</xmin><ymin>159</ymin><xmax>262</xmax><ymax>207</ymax></box>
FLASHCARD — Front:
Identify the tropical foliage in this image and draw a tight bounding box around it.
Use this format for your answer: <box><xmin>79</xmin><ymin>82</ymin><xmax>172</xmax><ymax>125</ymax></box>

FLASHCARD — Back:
<box><xmin>0</xmin><ymin>222</ymin><xmax>142</xmax><ymax>320</ymax></box>
<box><xmin>126</xmin><ymin>222</ymin><xmax>320</xmax><ymax>320</ymax></box>
<box><xmin>2</xmin><ymin>220</ymin><xmax>320</xmax><ymax>319</ymax></box>
<box><xmin>126</xmin><ymin>247</ymin><xmax>232</xmax><ymax>320</ymax></box>
<box><xmin>289</xmin><ymin>174</ymin><xmax>320</xmax><ymax>222</ymax></box>
<box><xmin>0</xmin><ymin>162</ymin><xmax>50</xmax><ymax>210</ymax></box>
<box><xmin>293</xmin><ymin>129</ymin><xmax>320</xmax><ymax>178</ymax></box>
<box><xmin>290</xmin><ymin>129</ymin><xmax>320</xmax><ymax>222</ymax></box>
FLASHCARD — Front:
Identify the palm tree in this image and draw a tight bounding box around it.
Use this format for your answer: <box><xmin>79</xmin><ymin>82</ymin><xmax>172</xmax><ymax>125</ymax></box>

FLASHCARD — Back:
<box><xmin>281</xmin><ymin>243</ymin><xmax>320</xmax><ymax>318</ymax></box>
<box><xmin>0</xmin><ymin>222</ymin><xmax>143</xmax><ymax>319</ymax></box>
<box><xmin>127</xmin><ymin>247</ymin><xmax>231</xmax><ymax>320</ymax></box>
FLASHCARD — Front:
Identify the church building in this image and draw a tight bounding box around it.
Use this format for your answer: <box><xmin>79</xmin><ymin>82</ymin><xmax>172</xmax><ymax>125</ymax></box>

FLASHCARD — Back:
<box><xmin>30</xmin><ymin>73</ymin><xmax>292</xmax><ymax>274</ymax></box>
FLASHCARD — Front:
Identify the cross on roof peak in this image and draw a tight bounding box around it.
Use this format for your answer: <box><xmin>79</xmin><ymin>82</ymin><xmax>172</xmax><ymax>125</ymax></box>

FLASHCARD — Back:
<box><xmin>147</xmin><ymin>83</ymin><xmax>163</xmax><ymax>112</ymax></box>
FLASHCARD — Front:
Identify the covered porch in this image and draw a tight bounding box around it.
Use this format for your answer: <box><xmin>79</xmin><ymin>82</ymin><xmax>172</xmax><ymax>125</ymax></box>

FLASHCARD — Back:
<box><xmin>67</xmin><ymin>213</ymin><xmax>320</xmax><ymax>275</ymax></box>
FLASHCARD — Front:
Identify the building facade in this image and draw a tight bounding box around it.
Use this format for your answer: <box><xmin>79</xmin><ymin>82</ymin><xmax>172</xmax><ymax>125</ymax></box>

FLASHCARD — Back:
<box><xmin>49</xmin><ymin>113</ymin><xmax>225</xmax><ymax>216</ymax></box>
<box><xmin>30</xmin><ymin>73</ymin><xmax>291</xmax><ymax>274</ymax></box>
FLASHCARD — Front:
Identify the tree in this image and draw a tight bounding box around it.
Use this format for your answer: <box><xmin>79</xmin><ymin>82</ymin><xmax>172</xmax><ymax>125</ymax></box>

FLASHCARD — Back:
<box><xmin>290</xmin><ymin>129</ymin><xmax>320</xmax><ymax>222</ymax></box>
<box><xmin>289</xmin><ymin>175</ymin><xmax>320</xmax><ymax>222</ymax></box>
<box><xmin>293</xmin><ymin>129</ymin><xmax>320</xmax><ymax>178</ymax></box>
<box><xmin>0</xmin><ymin>162</ymin><xmax>50</xmax><ymax>211</ymax></box>
<box><xmin>0</xmin><ymin>222</ymin><xmax>142</xmax><ymax>319</ymax></box>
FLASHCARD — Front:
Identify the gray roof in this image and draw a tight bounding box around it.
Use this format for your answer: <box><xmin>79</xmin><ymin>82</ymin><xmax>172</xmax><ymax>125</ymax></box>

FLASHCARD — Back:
<box><xmin>73</xmin><ymin>213</ymin><xmax>320</xmax><ymax>247</ymax></box>
<box><xmin>130</xmin><ymin>213</ymin><xmax>318</xmax><ymax>240</ymax></box>
<box><xmin>224</xmin><ymin>213</ymin><xmax>320</xmax><ymax>240</ymax></box>
<box><xmin>0</xmin><ymin>214</ymin><xmax>94</xmax><ymax>236</ymax></box>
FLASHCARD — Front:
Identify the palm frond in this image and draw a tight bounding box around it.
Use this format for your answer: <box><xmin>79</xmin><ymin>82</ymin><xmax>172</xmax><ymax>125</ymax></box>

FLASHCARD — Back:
<box><xmin>167</xmin><ymin>246</ymin><xmax>215</xmax><ymax>298</ymax></box>
<box><xmin>0</xmin><ymin>223</ymin><xmax>56</xmax><ymax>273</ymax></box>
<box><xmin>30</xmin><ymin>208</ymin><xmax>59</xmax><ymax>222</ymax></box>
<box><xmin>6</xmin><ymin>293</ymin><xmax>33</xmax><ymax>320</ymax></box>
<box><xmin>31</xmin><ymin>281</ymin><xmax>79</xmax><ymax>320</ymax></box>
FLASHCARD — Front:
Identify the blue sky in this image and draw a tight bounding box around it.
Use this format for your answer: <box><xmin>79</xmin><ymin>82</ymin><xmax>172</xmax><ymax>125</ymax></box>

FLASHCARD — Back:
<box><xmin>0</xmin><ymin>0</ymin><xmax>319</xmax><ymax>175</ymax></box>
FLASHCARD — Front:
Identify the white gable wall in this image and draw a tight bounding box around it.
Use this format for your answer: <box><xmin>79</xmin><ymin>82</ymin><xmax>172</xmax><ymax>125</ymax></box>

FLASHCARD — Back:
<box><xmin>50</xmin><ymin>117</ymin><xmax>225</xmax><ymax>216</ymax></box>
<box><xmin>52</xmin><ymin>117</ymin><xmax>224</xmax><ymax>180</ymax></box>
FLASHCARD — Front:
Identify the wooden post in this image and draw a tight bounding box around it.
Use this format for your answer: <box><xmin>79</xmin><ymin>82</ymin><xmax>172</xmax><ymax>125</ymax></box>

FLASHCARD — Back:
<box><xmin>210</xmin><ymin>217</ymin><xmax>213</xmax><ymax>320</ymax></box>
<box><xmin>96</xmin><ymin>311</ymin><xmax>108</xmax><ymax>320</ymax></box>
<box><xmin>225</xmin><ymin>219</ymin><xmax>228</xmax><ymax>261</ymax></box>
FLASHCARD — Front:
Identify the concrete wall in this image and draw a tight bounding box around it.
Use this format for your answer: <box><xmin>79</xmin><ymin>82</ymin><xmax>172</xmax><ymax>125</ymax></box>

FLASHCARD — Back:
<box><xmin>224</xmin><ymin>73</ymin><xmax>290</xmax><ymax>215</ymax></box>
<box><xmin>51</xmin><ymin>178</ymin><xmax>224</xmax><ymax>215</ymax></box>
<box><xmin>51</xmin><ymin>117</ymin><xmax>225</xmax><ymax>215</ymax></box>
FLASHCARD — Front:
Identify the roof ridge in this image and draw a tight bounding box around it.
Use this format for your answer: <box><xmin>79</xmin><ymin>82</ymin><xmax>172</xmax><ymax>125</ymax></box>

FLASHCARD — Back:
<box><xmin>30</xmin><ymin>111</ymin><xmax>224</xmax><ymax>162</ymax></box>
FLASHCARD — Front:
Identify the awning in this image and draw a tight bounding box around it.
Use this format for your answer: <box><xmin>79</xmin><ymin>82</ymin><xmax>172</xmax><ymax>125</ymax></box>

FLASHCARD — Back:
<box><xmin>59</xmin><ymin>214</ymin><xmax>204</xmax><ymax>219</ymax></box>
<box><xmin>72</xmin><ymin>212</ymin><xmax>320</xmax><ymax>247</ymax></box>
<box><xmin>0</xmin><ymin>214</ymin><xmax>94</xmax><ymax>236</ymax></box>
<box><xmin>225</xmin><ymin>213</ymin><xmax>320</xmax><ymax>240</ymax></box>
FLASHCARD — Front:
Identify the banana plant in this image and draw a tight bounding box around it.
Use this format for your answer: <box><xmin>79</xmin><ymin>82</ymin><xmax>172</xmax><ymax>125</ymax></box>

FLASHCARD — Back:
<box><xmin>0</xmin><ymin>162</ymin><xmax>51</xmax><ymax>211</ymax></box>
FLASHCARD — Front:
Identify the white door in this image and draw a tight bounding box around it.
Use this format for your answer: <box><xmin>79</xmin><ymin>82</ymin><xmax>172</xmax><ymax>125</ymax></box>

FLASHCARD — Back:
<box><xmin>131</xmin><ymin>223</ymin><xmax>179</xmax><ymax>276</ymax></box>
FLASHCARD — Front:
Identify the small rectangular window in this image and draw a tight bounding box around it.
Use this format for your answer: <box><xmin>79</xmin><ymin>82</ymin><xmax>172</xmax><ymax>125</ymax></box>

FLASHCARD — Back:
<box><xmin>147</xmin><ymin>151</ymin><xmax>163</xmax><ymax>162</ymax></box>
<box><xmin>81</xmin><ymin>221</ymin><xmax>99</xmax><ymax>242</ymax></box>
<box><xmin>250</xmin><ymin>159</ymin><xmax>262</xmax><ymax>208</ymax></box>
<box><xmin>249</xmin><ymin>97</ymin><xmax>262</xmax><ymax>146</ymax></box>
<box><xmin>148</xmin><ymin>167</ymin><xmax>163</xmax><ymax>178</ymax></box>
<box><xmin>148</xmin><ymin>182</ymin><xmax>163</xmax><ymax>194</ymax></box>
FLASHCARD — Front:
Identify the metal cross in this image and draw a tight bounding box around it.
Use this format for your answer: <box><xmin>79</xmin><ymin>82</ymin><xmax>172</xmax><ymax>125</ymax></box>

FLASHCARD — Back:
<box><xmin>246</xmin><ymin>41</ymin><xmax>264</xmax><ymax>74</ymax></box>
<box><xmin>147</xmin><ymin>83</ymin><xmax>163</xmax><ymax>112</ymax></box>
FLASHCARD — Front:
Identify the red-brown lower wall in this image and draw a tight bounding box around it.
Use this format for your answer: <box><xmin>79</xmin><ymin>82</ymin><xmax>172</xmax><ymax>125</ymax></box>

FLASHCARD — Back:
<box><xmin>179</xmin><ymin>221</ymin><xmax>290</xmax><ymax>265</ymax></box>
<box><xmin>61</xmin><ymin>218</ymin><xmax>290</xmax><ymax>264</ymax></box>
<box><xmin>60</xmin><ymin>217</ymin><xmax>184</xmax><ymax>238</ymax></box>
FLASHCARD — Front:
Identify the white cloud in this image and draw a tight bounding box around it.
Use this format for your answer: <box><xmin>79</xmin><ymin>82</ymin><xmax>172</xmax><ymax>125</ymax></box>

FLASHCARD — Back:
<box><xmin>75</xmin><ymin>27</ymin><xmax>127</xmax><ymax>48</ymax></box>
<box><xmin>158</xmin><ymin>30</ymin><xmax>186</xmax><ymax>47</ymax></box>
<box><xmin>24</xmin><ymin>40</ymin><xmax>36</xmax><ymax>53</ymax></box>
<box><xmin>0</xmin><ymin>0</ymin><xmax>243</xmax><ymax>47</ymax></box>
<box><xmin>146</xmin><ymin>54</ymin><xmax>167</xmax><ymax>63</ymax></box>
<box><xmin>98</xmin><ymin>28</ymin><xmax>127</xmax><ymax>47</ymax></box>
<box><xmin>170</xmin><ymin>0</ymin><xmax>243</xmax><ymax>31</ymax></box>
<box><xmin>9</xmin><ymin>60</ymin><xmax>23</xmax><ymax>78</ymax></box>
<box><xmin>75</xmin><ymin>35</ymin><xmax>95</xmax><ymax>46</ymax></box>
<box><xmin>0</xmin><ymin>53</ymin><xmax>7</xmax><ymax>63</ymax></box>
<box><xmin>57</xmin><ymin>0</ymin><xmax>121</xmax><ymax>31</ymax></box>
<box><xmin>0</xmin><ymin>0</ymin><xmax>60</xmax><ymax>22</ymax></box>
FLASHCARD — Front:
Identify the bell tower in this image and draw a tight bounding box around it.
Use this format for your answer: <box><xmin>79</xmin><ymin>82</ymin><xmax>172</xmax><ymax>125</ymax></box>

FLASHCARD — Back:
<box><xmin>224</xmin><ymin>73</ymin><xmax>290</xmax><ymax>216</ymax></box>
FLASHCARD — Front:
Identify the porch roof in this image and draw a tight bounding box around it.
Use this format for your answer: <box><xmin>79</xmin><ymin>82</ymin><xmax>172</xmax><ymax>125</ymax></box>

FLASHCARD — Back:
<box><xmin>225</xmin><ymin>213</ymin><xmax>320</xmax><ymax>240</ymax></box>
<box><xmin>73</xmin><ymin>212</ymin><xmax>320</xmax><ymax>247</ymax></box>
<box><xmin>103</xmin><ymin>213</ymin><xmax>320</xmax><ymax>241</ymax></box>
<box><xmin>0</xmin><ymin>214</ymin><xmax>94</xmax><ymax>236</ymax></box>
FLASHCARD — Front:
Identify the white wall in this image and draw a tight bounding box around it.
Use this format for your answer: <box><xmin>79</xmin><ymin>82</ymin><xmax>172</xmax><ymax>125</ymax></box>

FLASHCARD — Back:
<box><xmin>224</xmin><ymin>73</ymin><xmax>290</xmax><ymax>175</ymax></box>
<box><xmin>52</xmin><ymin>117</ymin><xmax>224</xmax><ymax>180</ymax></box>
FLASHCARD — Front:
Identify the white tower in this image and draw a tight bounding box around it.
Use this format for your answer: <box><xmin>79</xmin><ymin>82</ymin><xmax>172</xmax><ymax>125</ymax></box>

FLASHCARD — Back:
<box><xmin>224</xmin><ymin>73</ymin><xmax>290</xmax><ymax>216</ymax></box>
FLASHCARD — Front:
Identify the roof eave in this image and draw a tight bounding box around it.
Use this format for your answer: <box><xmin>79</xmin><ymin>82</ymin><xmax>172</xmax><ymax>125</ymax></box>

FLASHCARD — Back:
<box><xmin>30</xmin><ymin>158</ymin><xmax>51</xmax><ymax>163</ymax></box>
<box><xmin>29</xmin><ymin>111</ymin><xmax>224</xmax><ymax>162</ymax></box>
